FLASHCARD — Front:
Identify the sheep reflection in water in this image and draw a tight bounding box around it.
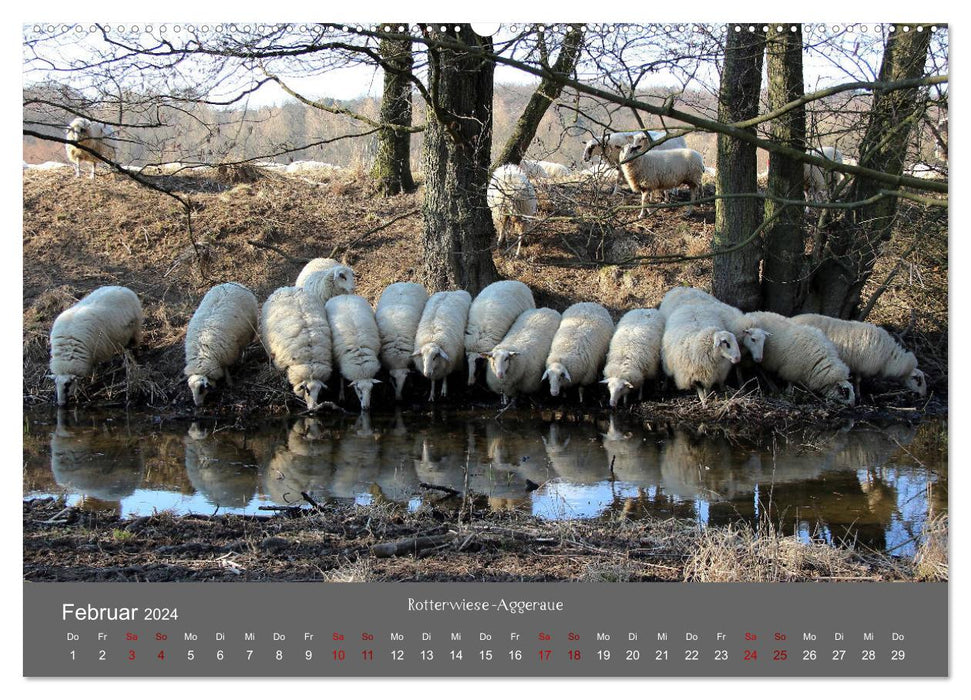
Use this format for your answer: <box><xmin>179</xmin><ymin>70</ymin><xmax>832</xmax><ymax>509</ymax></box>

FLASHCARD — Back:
<box><xmin>183</xmin><ymin>423</ymin><xmax>258</xmax><ymax>509</ymax></box>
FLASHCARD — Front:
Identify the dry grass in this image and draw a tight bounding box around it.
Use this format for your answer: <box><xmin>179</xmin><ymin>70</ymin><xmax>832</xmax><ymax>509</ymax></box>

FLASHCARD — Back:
<box><xmin>912</xmin><ymin>514</ymin><xmax>949</xmax><ymax>582</ymax></box>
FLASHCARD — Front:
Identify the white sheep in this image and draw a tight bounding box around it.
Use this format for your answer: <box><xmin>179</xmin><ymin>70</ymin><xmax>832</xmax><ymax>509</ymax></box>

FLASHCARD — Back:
<box><xmin>661</xmin><ymin>304</ymin><xmax>741</xmax><ymax>405</ymax></box>
<box><xmin>582</xmin><ymin>130</ymin><xmax>688</xmax><ymax>194</ymax></box>
<box><xmin>487</xmin><ymin>164</ymin><xmax>539</xmax><ymax>256</ymax></box>
<box><xmin>295</xmin><ymin>257</ymin><xmax>355</xmax><ymax>305</ymax></box>
<box><xmin>375</xmin><ymin>282</ymin><xmax>429</xmax><ymax>400</ymax></box>
<box><xmin>790</xmin><ymin>314</ymin><xmax>926</xmax><ymax>396</ymax></box>
<box><xmin>259</xmin><ymin>286</ymin><xmax>333</xmax><ymax>411</ymax></box>
<box><xmin>464</xmin><ymin>280</ymin><xmax>536</xmax><ymax>386</ymax></box>
<box><xmin>745</xmin><ymin>311</ymin><xmax>856</xmax><ymax>405</ymax></box>
<box><xmin>49</xmin><ymin>286</ymin><xmax>143</xmax><ymax>406</ymax></box>
<box><xmin>324</xmin><ymin>294</ymin><xmax>382</xmax><ymax>411</ymax></box>
<box><xmin>659</xmin><ymin>287</ymin><xmax>768</xmax><ymax>363</ymax></box>
<box><xmin>601</xmin><ymin>308</ymin><xmax>666</xmax><ymax>407</ymax></box>
<box><xmin>520</xmin><ymin>159</ymin><xmax>571</xmax><ymax>181</ymax></box>
<box><xmin>543</xmin><ymin>302</ymin><xmax>615</xmax><ymax>401</ymax></box>
<box><xmin>806</xmin><ymin>146</ymin><xmax>845</xmax><ymax>202</ymax></box>
<box><xmin>483</xmin><ymin>307</ymin><xmax>562</xmax><ymax>403</ymax></box>
<box><xmin>618</xmin><ymin>142</ymin><xmax>705</xmax><ymax>217</ymax></box>
<box><xmin>184</xmin><ymin>282</ymin><xmax>259</xmax><ymax>407</ymax></box>
<box><xmin>65</xmin><ymin>117</ymin><xmax>117</xmax><ymax>179</ymax></box>
<box><xmin>412</xmin><ymin>290</ymin><xmax>472</xmax><ymax>401</ymax></box>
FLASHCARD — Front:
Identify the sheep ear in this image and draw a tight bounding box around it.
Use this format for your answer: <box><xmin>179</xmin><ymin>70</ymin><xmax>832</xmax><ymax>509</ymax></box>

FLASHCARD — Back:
<box><xmin>563</xmin><ymin>367</ymin><xmax>572</xmax><ymax>383</ymax></box>
<box><xmin>438</xmin><ymin>348</ymin><xmax>449</xmax><ymax>361</ymax></box>
<box><xmin>372</xmin><ymin>379</ymin><xmax>382</xmax><ymax>384</ymax></box>
<box><xmin>625</xmin><ymin>380</ymin><xmax>634</xmax><ymax>389</ymax></box>
<box><xmin>410</xmin><ymin>349</ymin><xmax>422</xmax><ymax>357</ymax></box>
<box><xmin>480</xmin><ymin>352</ymin><xmax>493</xmax><ymax>359</ymax></box>
<box><xmin>541</xmin><ymin>369</ymin><xmax>551</xmax><ymax>381</ymax></box>
<box><xmin>600</xmin><ymin>379</ymin><xmax>609</xmax><ymax>384</ymax></box>
<box><xmin>509</xmin><ymin>351</ymin><xmax>519</xmax><ymax>357</ymax></box>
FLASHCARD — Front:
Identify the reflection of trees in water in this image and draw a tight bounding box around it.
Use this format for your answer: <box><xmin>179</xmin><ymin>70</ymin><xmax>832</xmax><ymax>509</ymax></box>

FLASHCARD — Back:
<box><xmin>183</xmin><ymin>422</ymin><xmax>258</xmax><ymax>509</ymax></box>
<box><xmin>49</xmin><ymin>409</ymin><xmax>145</xmax><ymax>509</ymax></box>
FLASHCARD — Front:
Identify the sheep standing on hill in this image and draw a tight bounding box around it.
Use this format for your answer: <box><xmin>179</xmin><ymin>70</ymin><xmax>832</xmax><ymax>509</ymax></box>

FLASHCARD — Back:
<box><xmin>582</xmin><ymin>130</ymin><xmax>688</xmax><ymax>195</ymax></box>
<box><xmin>375</xmin><ymin>282</ymin><xmax>429</xmax><ymax>400</ymax></box>
<box><xmin>745</xmin><ymin>311</ymin><xmax>856</xmax><ymax>405</ymax></box>
<box><xmin>464</xmin><ymin>280</ymin><xmax>536</xmax><ymax>386</ymax></box>
<box><xmin>659</xmin><ymin>287</ymin><xmax>768</xmax><ymax>363</ymax></box>
<box><xmin>184</xmin><ymin>283</ymin><xmax>259</xmax><ymax>407</ymax></box>
<box><xmin>296</xmin><ymin>258</ymin><xmax>355</xmax><ymax>305</ymax></box>
<box><xmin>790</xmin><ymin>314</ymin><xmax>926</xmax><ymax>396</ymax></box>
<box><xmin>487</xmin><ymin>164</ymin><xmax>538</xmax><ymax>256</ymax></box>
<box><xmin>484</xmin><ymin>307</ymin><xmax>562</xmax><ymax>404</ymax></box>
<box><xmin>412</xmin><ymin>290</ymin><xmax>472</xmax><ymax>401</ymax></box>
<box><xmin>49</xmin><ymin>286</ymin><xmax>143</xmax><ymax>406</ymax></box>
<box><xmin>661</xmin><ymin>304</ymin><xmax>741</xmax><ymax>406</ymax></box>
<box><xmin>618</xmin><ymin>142</ymin><xmax>705</xmax><ymax>217</ymax></box>
<box><xmin>259</xmin><ymin>287</ymin><xmax>333</xmax><ymax>411</ymax></box>
<box><xmin>325</xmin><ymin>294</ymin><xmax>382</xmax><ymax>411</ymax></box>
<box><xmin>543</xmin><ymin>302</ymin><xmax>615</xmax><ymax>401</ymax></box>
<box><xmin>601</xmin><ymin>308</ymin><xmax>666</xmax><ymax>407</ymax></box>
<box><xmin>65</xmin><ymin>117</ymin><xmax>117</xmax><ymax>179</ymax></box>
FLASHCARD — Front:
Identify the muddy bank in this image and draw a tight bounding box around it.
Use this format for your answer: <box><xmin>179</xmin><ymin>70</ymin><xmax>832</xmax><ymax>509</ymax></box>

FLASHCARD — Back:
<box><xmin>23</xmin><ymin>497</ymin><xmax>947</xmax><ymax>584</ymax></box>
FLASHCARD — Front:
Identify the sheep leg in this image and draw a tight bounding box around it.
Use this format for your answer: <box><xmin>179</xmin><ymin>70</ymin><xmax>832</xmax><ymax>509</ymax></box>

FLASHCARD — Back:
<box><xmin>638</xmin><ymin>192</ymin><xmax>648</xmax><ymax>219</ymax></box>
<box><xmin>224</xmin><ymin>368</ymin><xmax>233</xmax><ymax>387</ymax></box>
<box><xmin>89</xmin><ymin>162</ymin><xmax>96</xmax><ymax>180</ymax></box>
<box><xmin>339</xmin><ymin>380</ymin><xmax>345</xmax><ymax>402</ymax></box>
<box><xmin>578</xmin><ymin>386</ymin><xmax>584</xmax><ymax>403</ymax></box>
<box><xmin>428</xmin><ymin>379</ymin><xmax>436</xmax><ymax>402</ymax></box>
<box><xmin>441</xmin><ymin>377</ymin><xmax>448</xmax><ymax>398</ymax></box>
<box><xmin>696</xmin><ymin>385</ymin><xmax>709</xmax><ymax>407</ymax></box>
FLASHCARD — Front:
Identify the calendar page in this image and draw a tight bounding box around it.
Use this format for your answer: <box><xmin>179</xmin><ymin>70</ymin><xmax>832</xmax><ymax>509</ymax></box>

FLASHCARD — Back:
<box><xmin>22</xmin><ymin>17</ymin><xmax>948</xmax><ymax>681</ymax></box>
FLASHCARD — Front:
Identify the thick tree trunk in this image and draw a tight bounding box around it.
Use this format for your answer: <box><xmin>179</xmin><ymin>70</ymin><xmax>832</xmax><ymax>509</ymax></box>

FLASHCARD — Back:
<box><xmin>712</xmin><ymin>25</ymin><xmax>766</xmax><ymax>311</ymax></box>
<box><xmin>373</xmin><ymin>28</ymin><xmax>415</xmax><ymax>196</ymax></box>
<box><xmin>762</xmin><ymin>24</ymin><xmax>807</xmax><ymax>315</ymax></box>
<box><xmin>420</xmin><ymin>24</ymin><xmax>498</xmax><ymax>294</ymax></box>
<box><xmin>493</xmin><ymin>24</ymin><xmax>584</xmax><ymax>167</ymax></box>
<box><xmin>802</xmin><ymin>24</ymin><xmax>933</xmax><ymax>318</ymax></box>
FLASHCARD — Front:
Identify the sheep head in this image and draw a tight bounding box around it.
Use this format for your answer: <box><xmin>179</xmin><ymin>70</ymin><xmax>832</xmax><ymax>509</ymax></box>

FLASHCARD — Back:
<box><xmin>187</xmin><ymin>374</ymin><xmax>211</xmax><ymax>407</ymax></box>
<box><xmin>54</xmin><ymin>374</ymin><xmax>78</xmax><ymax>406</ymax></box>
<box><xmin>542</xmin><ymin>362</ymin><xmax>572</xmax><ymax>397</ymax></box>
<box><xmin>330</xmin><ymin>265</ymin><xmax>355</xmax><ymax>295</ymax></box>
<box><xmin>486</xmin><ymin>349</ymin><xmax>519</xmax><ymax>381</ymax></box>
<box><xmin>350</xmin><ymin>378</ymin><xmax>381</xmax><ymax>411</ymax></box>
<box><xmin>740</xmin><ymin>327</ymin><xmax>768</xmax><ymax>363</ymax></box>
<box><xmin>294</xmin><ymin>379</ymin><xmax>326</xmax><ymax>411</ymax></box>
<box><xmin>414</xmin><ymin>343</ymin><xmax>449</xmax><ymax>379</ymax></box>
<box><xmin>582</xmin><ymin>139</ymin><xmax>602</xmax><ymax>163</ymax></box>
<box><xmin>906</xmin><ymin>369</ymin><xmax>928</xmax><ymax>397</ymax></box>
<box><xmin>827</xmin><ymin>380</ymin><xmax>856</xmax><ymax>406</ymax></box>
<box><xmin>712</xmin><ymin>331</ymin><xmax>741</xmax><ymax>364</ymax></box>
<box><xmin>601</xmin><ymin>376</ymin><xmax>634</xmax><ymax>408</ymax></box>
<box><xmin>65</xmin><ymin>118</ymin><xmax>90</xmax><ymax>142</ymax></box>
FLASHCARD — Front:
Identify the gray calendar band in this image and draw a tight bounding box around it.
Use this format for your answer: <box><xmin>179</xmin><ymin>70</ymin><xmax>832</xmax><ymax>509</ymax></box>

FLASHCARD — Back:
<box><xmin>24</xmin><ymin>582</ymin><xmax>947</xmax><ymax>677</ymax></box>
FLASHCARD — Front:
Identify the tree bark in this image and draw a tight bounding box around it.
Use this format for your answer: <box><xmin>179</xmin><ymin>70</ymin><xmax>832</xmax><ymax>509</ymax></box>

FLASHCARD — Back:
<box><xmin>420</xmin><ymin>24</ymin><xmax>499</xmax><ymax>294</ymax></box>
<box><xmin>802</xmin><ymin>24</ymin><xmax>933</xmax><ymax>318</ymax></box>
<box><xmin>713</xmin><ymin>25</ymin><xmax>766</xmax><ymax>311</ymax></box>
<box><xmin>493</xmin><ymin>24</ymin><xmax>584</xmax><ymax>167</ymax></box>
<box><xmin>372</xmin><ymin>27</ymin><xmax>415</xmax><ymax>195</ymax></box>
<box><xmin>761</xmin><ymin>24</ymin><xmax>807</xmax><ymax>315</ymax></box>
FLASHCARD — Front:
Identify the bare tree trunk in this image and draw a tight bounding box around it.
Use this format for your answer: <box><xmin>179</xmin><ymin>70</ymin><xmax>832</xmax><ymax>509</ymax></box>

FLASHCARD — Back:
<box><xmin>373</xmin><ymin>27</ymin><xmax>415</xmax><ymax>196</ymax></box>
<box><xmin>802</xmin><ymin>24</ymin><xmax>933</xmax><ymax>318</ymax></box>
<box><xmin>762</xmin><ymin>23</ymin><xmax>807</xmax><ymax>315</ymax></box>
<box><xmin>420</xmin><ymin>24</ymin><xmax>498</xmax><ymax>294</ymax></box>
<box><xmin>713</xmin><ymin>24</ymin><xmax>766</xmax><ymax>311</ymax></box>
<box><xmin>493</xmin><ymin>24</ymin><xmax>584</xmax><ymax>167</ymax></box>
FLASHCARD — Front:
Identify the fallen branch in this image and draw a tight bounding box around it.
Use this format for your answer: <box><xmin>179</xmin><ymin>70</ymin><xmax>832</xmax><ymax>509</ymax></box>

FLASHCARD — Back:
<box><xmin>330</xmin><ymin>208</ymin><xmax>420</xmax><ymax>259</ymax></box>
<box><xmin>371</xmin><ymin>532</ymin><xmax>457</xmax><ymax>558</ymax></box>
<box><xmin>247</xmin><ymin>239</ymin><xmax>308</xmax><ymax>264</ymax></box>
<box><xmin>419</xmin><ymin>482</ymin><xmax>462</xmax><ymax>497</ymax></box>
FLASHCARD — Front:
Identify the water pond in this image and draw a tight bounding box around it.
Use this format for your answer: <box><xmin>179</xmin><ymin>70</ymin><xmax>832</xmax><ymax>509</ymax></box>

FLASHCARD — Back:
<box><xmin>23</xmin><ymin>408</ymin><xmax>947</xmax><ymax>557</ymax></box>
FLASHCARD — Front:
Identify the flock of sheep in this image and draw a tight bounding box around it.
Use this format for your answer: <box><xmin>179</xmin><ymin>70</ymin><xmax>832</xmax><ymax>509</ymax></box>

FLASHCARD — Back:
<box><xmin>49</xmin><ymin>119</ymin><xmax>925</xmax><ymax>412</ymax></box>
<box><xmin>49</xmin><ymin>258</ymin><xmax>927</xmax><ymax>411</ymax></box>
